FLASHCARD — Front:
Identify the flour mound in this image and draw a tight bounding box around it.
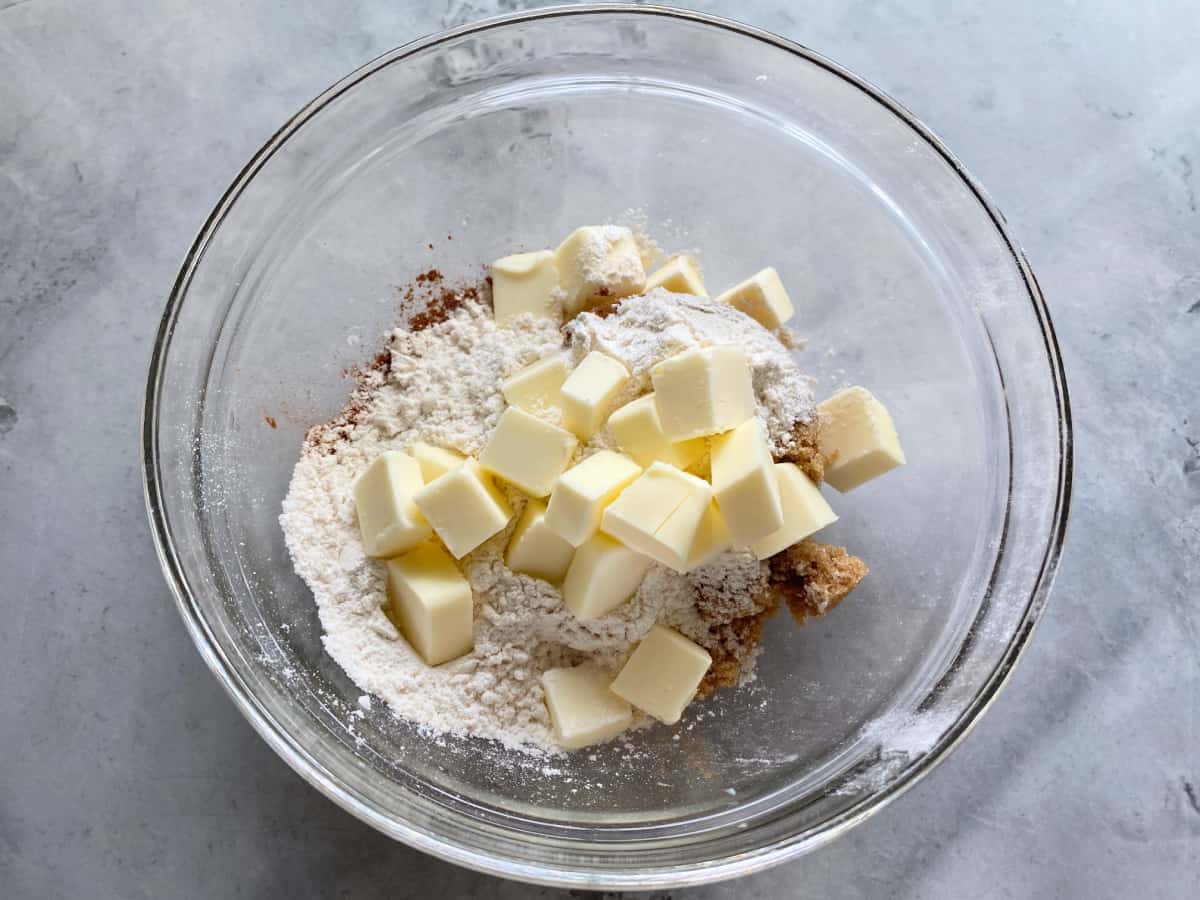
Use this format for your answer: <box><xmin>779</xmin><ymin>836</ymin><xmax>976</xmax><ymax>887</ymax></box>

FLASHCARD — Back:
<box><xmin>281</xmin><ymin>294</ymin><xmax>815</xmax><ymax>753</ymax></box>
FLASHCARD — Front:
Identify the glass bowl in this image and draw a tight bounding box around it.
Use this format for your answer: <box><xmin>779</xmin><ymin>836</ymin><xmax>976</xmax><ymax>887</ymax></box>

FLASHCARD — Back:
<box><xmin>142</xmin><ymin>5</ymin><xmax>1071</xmax><ymax>889</ymax></box>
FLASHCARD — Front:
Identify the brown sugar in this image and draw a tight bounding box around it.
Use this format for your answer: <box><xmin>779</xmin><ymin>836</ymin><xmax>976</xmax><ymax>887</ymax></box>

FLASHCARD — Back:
<box><xmin>695</xmin><ymin>594</ymin><xmax>782</xmax><ymax>698</ymax></box>
<box><xmin>694</xmin><ymin>539</ymin><xmax>868</xmax><ymax>697</ymax></box>
<box><xmin>769</xmin><ymin>539</ymin><xmax>869</xmax><ymax>625</ymax></box>
<box><xmin>777</xmin><ymin>417</ymin><xmax>825</xmax><ymax>484</ymax></box>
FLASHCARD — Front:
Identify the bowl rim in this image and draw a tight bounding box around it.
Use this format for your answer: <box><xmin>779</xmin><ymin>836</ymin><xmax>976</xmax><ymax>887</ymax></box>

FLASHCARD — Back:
<box><xmin>142</xmin><ymin>2</ymin><xmax>1073</xmax><ymax>888</ymax></box>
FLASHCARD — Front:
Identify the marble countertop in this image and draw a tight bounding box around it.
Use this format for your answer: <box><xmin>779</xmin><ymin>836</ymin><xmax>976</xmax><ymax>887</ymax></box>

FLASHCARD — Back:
<box><xmin>1</xmin><ymin>1</ymin><xmax>1196</xmax><ymax>897</ymax></box>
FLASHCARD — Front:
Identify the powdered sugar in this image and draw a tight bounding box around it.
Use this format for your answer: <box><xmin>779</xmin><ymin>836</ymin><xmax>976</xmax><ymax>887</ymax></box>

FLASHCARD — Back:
<box><xmin>281</xmin><ymin>291</ymin><xmax>817</xmax><ymax>753</ymax></box>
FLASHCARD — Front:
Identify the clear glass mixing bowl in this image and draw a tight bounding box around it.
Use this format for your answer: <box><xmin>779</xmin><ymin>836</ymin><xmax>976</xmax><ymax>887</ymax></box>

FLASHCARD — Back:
<box><xmin>142</xmin><ymin>5</ymin><xmax>1071</xmax><ymax>888</ymax></box>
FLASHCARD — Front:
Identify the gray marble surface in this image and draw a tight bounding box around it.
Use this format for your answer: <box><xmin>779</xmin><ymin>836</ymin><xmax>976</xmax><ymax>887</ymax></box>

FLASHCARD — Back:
<box><xmin>2</xmin><ymin>0</ymin><xmax>1197</xmax><ymax>897</ymax></box>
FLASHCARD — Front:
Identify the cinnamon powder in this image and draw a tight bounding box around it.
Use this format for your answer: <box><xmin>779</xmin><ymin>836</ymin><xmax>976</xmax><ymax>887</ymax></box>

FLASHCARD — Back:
<box><xmin>304</xmin><ymin>271</ymin><xmax>491</xmax><ymax>455</ymax></box>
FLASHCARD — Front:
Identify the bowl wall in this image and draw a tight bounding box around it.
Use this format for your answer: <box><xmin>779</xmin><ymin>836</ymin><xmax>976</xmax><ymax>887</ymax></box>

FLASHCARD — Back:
<box><xmin>145</xmin><ymin>6</ymin><xmax>1069</xmax><ymax>887</ymax></box>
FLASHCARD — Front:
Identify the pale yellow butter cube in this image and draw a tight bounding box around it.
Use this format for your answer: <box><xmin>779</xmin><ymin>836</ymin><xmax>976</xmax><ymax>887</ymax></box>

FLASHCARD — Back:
<box><xmin>750</xmin><ymin>463</ymin><xmax>838</xmax><ymax>559</ymax></box>
<box><xmin>353</xmin><ymin>451</ymin><xmax>433</xmax><ymax>558</ymax></box>
<box><xmin>410</xmin><ymin>442</ymin><xmax>465</xmax><ymax>482</ymax></box>
<box><xmin>478</xmin><ymin>406</ymin><xmax>578</xmax><ymax>497</ymax></box>
<box><xmin>544</xmin><ymin>451</ymin><xmax>642</xmax><ymax>547</ymax></box>
<box><xmin>413</xmin><ymin>459</ymin><xmax>513</xmax><ymax>558</ymax></box>
<box><xmin>555</xmin><ymin>225</ymin><xmax>647</xmax><ymax>315</ymax></box>
<box><xmin>710</xmin><ymin>418</ymin><xmax>784</xmax><ymax>544</ymax></box>
<box><xmin>715</xmin><ymin>266</ymin><xmax>795</xmax><ymax>330</ymax></box>
<box><xmin>562</xmin><ymin>534</ymin><xmax>652</xmax><ymax>620</ymax></box>
<box><xmin>491</xmin><ymin>250</ymin><xmax>561</xmax><ymax>325</ymax></box>
<box><xmin>607</xmin><ymin>393</ymin><xmax>706</xmax><ymax>470</ymax></box>
<box><xmin>560</xmin><ymin>351</ymin><xmax>630</xmax><ymax>439</ymax></box>
<box><xmin>501</xmin><ymin>354</ymin><xmax>570</xmax><ymax>419</ymax></box>
<box><xmin>818</xmin><ymin>387</ymin><xmax>907</xmax><ymax>492</ymax></box>
<box><xmin>610</xmin><ymin>625</ymin><xmax>712</xmax><ymax>725</ymax></box>
<box><xmin>505</xmin><ymin>499</ymin><xmax>575</xmax><ymax>583</ymax></box>
<box><xmin>685</xmin><ymin>501</ymin><xmax>734</xmax><ymax>571</ymax></box>
<box><xmin>645</xmin><ymin>255</ymin><xmax>707</xmax><ymax>296</ymax></box>
<box><xmin>384</xmin><ymin>540</ymin><xmax>473</xmax><ymax>666</ymax></box>
<box><xmin>541</xmin><ymin>662</ymin><xmax>633</xmax><ymax>750</ymax></box>
<box><xmin>650</xmin><ymin>345</ymin><xmax>756</xmax><ymax>440</ymax></box>
<box><xmin>600</xmin><ymin>462</ymin><xmax>712</xmax><ymax>573</ymax></box>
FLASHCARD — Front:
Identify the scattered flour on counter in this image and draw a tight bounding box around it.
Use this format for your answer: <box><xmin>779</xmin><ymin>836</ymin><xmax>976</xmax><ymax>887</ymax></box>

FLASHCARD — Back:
<box><xmin>281</xmin><ymin>292</ymin><xmax>817</xmax><ymax>753</ymax></box>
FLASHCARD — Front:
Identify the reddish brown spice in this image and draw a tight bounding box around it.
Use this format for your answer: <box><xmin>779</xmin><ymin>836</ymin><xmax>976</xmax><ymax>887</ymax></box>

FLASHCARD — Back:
<box><xmin>302</xmin><ymin>269</ymin><xmax>491</xmax><ymax>456</ymax></box>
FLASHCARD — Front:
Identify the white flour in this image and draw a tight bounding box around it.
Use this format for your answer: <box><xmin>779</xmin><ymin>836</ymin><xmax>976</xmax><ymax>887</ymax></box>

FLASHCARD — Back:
<box><xmin>561</xmin><ymin>224</ymin><xmax>647</xmax><ymax>302</ymax></box>
<box><xmin>281</xmin><ymin>292</ymin><xmax>816</xmax><ymax>753</ymax></box>
<box><xmin>567</xmin><ymin>291</ymin><xmax>815</xmax><ymax>455</ymax></box>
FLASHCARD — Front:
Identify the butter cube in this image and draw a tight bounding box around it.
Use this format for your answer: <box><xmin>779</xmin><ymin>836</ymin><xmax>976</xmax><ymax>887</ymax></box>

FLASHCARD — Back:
<box><xmin>560</xmin><ymin>351</ymin><xmax>630</xmax><ymax>439</ymax></box>
<box><xmin>541</xmin><ymin>663</ymin><xmax>633</xmax><ymax>750</ymax></box>
<box><xmin>685</xmin><ymin>501</ymin><xmax>734</xmax><ymax>571</ymax></box>
<box><xmin>501</xmin><ymin>354</ymin><xmax>570</xmax><ymax>419</ymax></box>
<box><xmin>384</xmin><ymin>540</ymin><xmax>473</xmax><ymax>666</ymax></box>
<box><xmin>505</xmin><ymin>499</ymin><xmax>575</xmax><ymax>583</ymax></box>
<box><xmin>491</xmin><ymin>250</ymin><xmax>561</xmax><ymax>325</ymax></box>
<box><xmin>353</xmin><ymin>452</ymin><xmax>433</xmax><ymax>557</ymax></box>
<box><xmin>818</xmin><ymin>387</ymin><xmax>907</xmax><ymax>492</ymax></box>
<box><xmin>601</xmin><ymin>462</ymin><xmax>712</xmax><ymax>573</ymax></box>
<box><xmin>478</xmin><ymin>406</ymin><xmax>578</xmax><ymax>497</ymax></box>
<box><xmin>413</xmin><ymin>460</ymin><xmax>512</xmax><ymax>558</ymax></box>
<box><xmin>555</xmin><ymin>225</ymin><xmax>647</xmax><ymax>315</ymax></box>
<box><xmin>650</xmin><ymin>346</ymin><xmax>756</xmax><ymax>440</ymax></box>
<box><xmin>645</xmin><ymin>255</ymin><xmax>707</xmax><ymax>296</ymax></box>
<box><xmin>710</xmin><ymin>418</ymin><xmax>784</xmax><ymax>544</ymax></box>
<box><xmin>610</xmin><ymin>625</ymin><xmax>712</xmax><ymax>725</ymax></box>
<box><xmin>545</xmin><ymin>451</ymin><xmax>642</xmax><ymax>547</ymax></box>
<box><xmin>562</xmin><ymin>533</ymin><xmax>653</xmax><ymax>620</ymax></box>
<box><xmin>750</xmin><ymin>463</ymin><xmax>839</xmax><ymax>559</ymax></box>
<box><xmin>607</xmin><ymin>393</ymin><xmax>706</xmax><ymax>470</ymax></box>
<box><xmin>410</xmin><ymin>442</ymin><xmax>465</xmax><ymax>482</ymax></box>
<box><xmin>715</xmin><ymin>266</ymin><xmax>795</xmax><ymax>330</ymax></box>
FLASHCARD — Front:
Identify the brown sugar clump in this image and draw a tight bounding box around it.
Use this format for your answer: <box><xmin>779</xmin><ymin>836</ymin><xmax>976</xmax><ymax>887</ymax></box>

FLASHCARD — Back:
<box><xmin>688</xmin><ymin>554</ymin><xmax>775</xmax><ymax>698</ymax></box>
<box><xmin>769</xmin><ymin>539</ymin><xmax>868</xmax><ymax>625</ymax></box>
<box><xmin>695</xmin><ymin>595</ymin><xmax>782</xmax><ymax>698</ymax></box>
<box><xmin>693</xmin><ymin>540</ymin><xmax>867</xmax><ymax>697</ymax></box>
<box><xmin>777</xmin><ymin>417</ymin><xmax>825</xmax><ymax>484</ymax></box>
